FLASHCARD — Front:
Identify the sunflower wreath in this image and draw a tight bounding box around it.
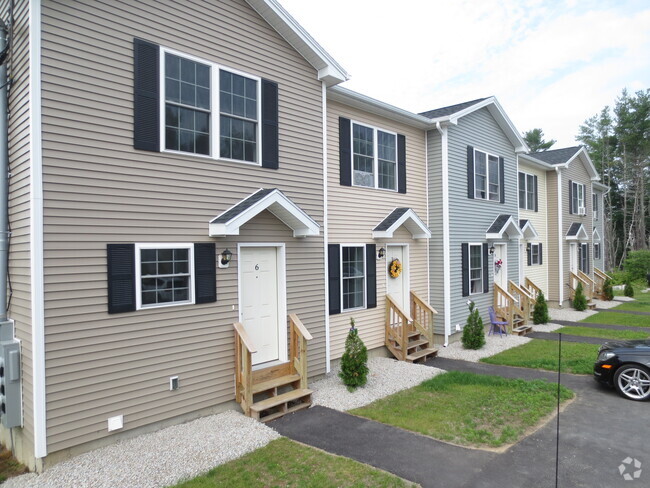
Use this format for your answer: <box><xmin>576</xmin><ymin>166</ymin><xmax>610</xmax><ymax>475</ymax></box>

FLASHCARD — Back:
<box><xmin>389</xmin><ymin>259</ymin><xmax>402</xmax><ymax>278</ymax></box>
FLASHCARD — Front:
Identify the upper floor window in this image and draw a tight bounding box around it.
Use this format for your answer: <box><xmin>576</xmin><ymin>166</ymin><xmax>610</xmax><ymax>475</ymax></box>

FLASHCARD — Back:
<box><xmin>352</xmin><ymin>122</ymin><xmax>397</xmax><ymax>191</ymax></box>
<box><xmin>162</xmin><ymin>51</ymin><xmax>260</xmax><ymax>163</ymax></box>
<box><xmin>571</xmin><ymin>181</ymin><xmax>586</xmax><ymax>215</ymax></box>
<box><xmin>593</xmin><ymin>193</ymin><xmax>599</xmax><ymax>220</ymax></box>
<box><xmin>474</xmin><ymin>149</ymin><xmax>500</xmax><ymax>202</ymax></box>
<box><xmin>518</xmin><ymin>172</ymin><xmax>537</xmax><ymax>210</ymax></box>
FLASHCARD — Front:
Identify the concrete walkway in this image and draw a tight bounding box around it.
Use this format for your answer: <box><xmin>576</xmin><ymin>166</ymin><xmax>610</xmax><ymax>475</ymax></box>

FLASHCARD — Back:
<box><xmin>273</xmin><ymin>358</ymin><xmax>650</xmax><ymax>488</ymax></box>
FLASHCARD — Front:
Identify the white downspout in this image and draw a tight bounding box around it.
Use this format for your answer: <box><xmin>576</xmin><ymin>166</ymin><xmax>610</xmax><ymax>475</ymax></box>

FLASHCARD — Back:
<box><xmin>556</xmin><ymin>167</ymin><xmax>563</xmax><ymax>306</ymax></box>
<box><xmin>321</xmin><ymin>82</ymin><xmax>330</xmax><ymax>372</ymax></box>
<box><xmin>436</xmin><ymin>122</ymin><xmax>450</xmax><ymax>347</ymax></box>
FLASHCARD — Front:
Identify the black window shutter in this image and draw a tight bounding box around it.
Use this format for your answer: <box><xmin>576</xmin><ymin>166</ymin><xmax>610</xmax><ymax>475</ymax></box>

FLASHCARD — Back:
<box><xmin>328</xmin><ymin>244</ymin><xmax>341</xmax><ymax>315</ymax></box>
<box><xmin>366</xmin><ymin>244</ymin><xmax>377</xmax><ymax>309</ymax></box>
<box><xmin>527</xmin><ymin>244</ymin><xmax>532</xmax><ymax>266</ymax></box>
<box><xmin>499</xmin><ymin>157</ymin><xmax>505</xmax><ymax>203</ymax></box>
<box><xmin>578</xmin><ymin>244</ymin><xmax>582</xmax><ymax>272</ymax></box>
<box><xmin>533</xmin><ymin>175</ymin><xmax>538</xmax><ymax>212</ymax></box>
<box><xmin>467</xmin><ymin>146</ymin><xmax>474</xmax><ymax>199</ymax></box>
<box><xmin>261</xmin><ymin>79</ymin><xmax>279</xmax><ymax>169</ymax></box>
<box><xmin>194</xmin><ymin>243</ymin><xmax>216</xmax><ymax>304</ymax></box>
<box><xmin>339</xmin><ymin>118</ymin><xmax>352</xmax><ymax>186</ymax></box>
<box><xmin>133</xmin><ymin>39</ymin><xmax>160</xmax><ymax>152</ymax></box>
<box><xmin>568</xmin><ymin>179</ymin><xmax>573</xmax><ymax>214</ymax></box>
<box><xmin>461</xmin><ymin>243</ymin><xmax>469</xmax><ymax>296</ymax></box>
<box><xmin>539</xmin><ymin>243</ymin><xmax>543</xmax><ymax>265</ymax></box>
<box><xmin>482</xmin><ymin>243</ymin><xmax>489</xmax><ymax>293</ymax></box>
<box><xmin>397</xmin><ymin>134</ymin><xmax>406</xmax><ymax>194</ymax></box>
<box><xmin>107</xmin><ymin>244</ymin><xmax>136</xmax><ymax>314</ymax></box>
<box><xmin>586</xmin><ymin>244</ymin><xmax>590</xmax><ymax>274</ymax></box>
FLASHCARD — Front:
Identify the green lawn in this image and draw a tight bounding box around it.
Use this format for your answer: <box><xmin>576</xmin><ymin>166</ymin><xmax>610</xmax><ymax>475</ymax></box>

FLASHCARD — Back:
<box><xmin>170</xmin><ymin>438</ymin><xmax>415</xmax><ymax>488</ymax></box>
<box><xmin>350</xmin><ymin>371</ymin><xmax>573</xmax><ymax>449</ymax></box>
<box><xmin>556</xmin><ymin>326</ymin><xmax>649</xmax><ymax>341</ymax></box>
<box><xmin>611</xmin><ymin>285</ymin><xmax>650</xmax><ymax>312</ymax></box>
<box><xmin>481</xmin><ymin>339</ymin><xmax>599</xmax><ymax>375</ymax></box>
<box><xmin>581</xmin><ymin>311</ymin><xmax>650</xmax><ymax>327</ymax></box>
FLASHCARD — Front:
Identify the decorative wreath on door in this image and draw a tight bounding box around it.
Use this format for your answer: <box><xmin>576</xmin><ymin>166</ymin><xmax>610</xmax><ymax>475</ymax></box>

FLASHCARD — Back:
<box><xmin>389</xmin><ymin>259</ymin><xmax>402</xmax><ymax>278</ymax></box>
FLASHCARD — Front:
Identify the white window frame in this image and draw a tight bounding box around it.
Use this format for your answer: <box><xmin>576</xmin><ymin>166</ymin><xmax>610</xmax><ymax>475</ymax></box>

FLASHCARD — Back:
<box><xmin>159</xmin><ymin>46</ymin><xmax>262</xmax><ymax>165</ymax></box>
<box><xmin>340</xmin><ymin>244</ymin><xmax>367</xmax><ymax>311</ymax></box>
<box><xmin>594</xmin><ymin>242</ymin><xmax>601</xmax><ymax>260</ymax></box>
<box><xmin>572</xmin><ymin>182</ymin><xmax>585</xmax><ymax>215</ymax></box>
<box><xmin>530</xmin><ymin>243</ymin><xmax>541</xmax><ymax>265</ymax></box>
<box><xmin>468</xmin><ymin>243</ymin><xmax>483</xmax><ymax>295</ymax></box>
<box><xmin>579</xmin><ymin>242</ymin><xmax>588</xmax><ymax>273</ymax></box>
<box><xmin>518</xmin><ymin>171</ymin><xmax>536</xmax><ymax>210</ymax></box>
<box><xmin>474</xmin><ymin>149</ymin><xmax>500</xmax><ymax>202</ymax></box>
<box><xmin>350</xmin><ymin>121</ymin><xmax>398</xmax><ymax>192</ymax></box>
<box><xmin>135</xmin><ymin>243</ymin><xmax>196</xmax><ymax>310</ymax></box>
<box><xmin>593</xmin><ymin>193</ymin><xmax>599</xmax><ymax>220</ymax></box>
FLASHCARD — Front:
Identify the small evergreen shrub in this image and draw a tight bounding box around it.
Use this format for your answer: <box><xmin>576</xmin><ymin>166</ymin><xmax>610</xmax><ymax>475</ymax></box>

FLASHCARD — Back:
<box><xmin>462</xmin><ymin>301</ymin><xmax>485</xmax><ymax>350</ymax></box>
<box><xmin>532</xmin><ymin>291</ymin><xmax>550</xmax><ymax>325</ymax></box>
<box><xmin>623</xmin><ymin>250</ymin><xmax>650</xmax><ymax>282</ymax></box>
<box><xmin>602</xmin><ymin>278</ymin><xmax>614</xmax><ymax>301</ymax></box>
<box><xmin>573</xmin><ymin>282</ymin><xmax>587</xmax><ymax>311</ymax></box>
<box><xmin>624</xmin><ymin>281</ymin><xmax>635</xmax><ymax>298</ymax></box>
<box><xmin>339</xmin><ymin>318</ymin><xmax>369</xmax><ymax>391</ymax></box>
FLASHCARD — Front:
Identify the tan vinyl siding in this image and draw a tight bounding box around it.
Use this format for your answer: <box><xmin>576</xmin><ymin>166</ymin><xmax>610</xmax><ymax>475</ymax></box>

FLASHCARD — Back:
<box><xmin>1</xmin><ymin>0</ymin><xmax>34</xmax><ymax>464</ymax></box>
<box><xmin>592</xmin><ymin>189</ymin><xmax>605</xmax><ymax>271</ymax></box>
<box><xmin>326</xmin><ymin>100</ymin><xmax>429</xmax><ymax>359</ymax></box>
<box><xmin>41</xmin><ymin>0</ymin><xmax>325</xmax><ymax>454</ymax></box>
<box><xmin>546</xmin><ymin>170</ymin><xmax>560</xmax><ymax>302</ymax></box>
<box><xmin>518</xmin><ymin>161</ymin><xmax>548</xmax><ymax>295</ymax></box>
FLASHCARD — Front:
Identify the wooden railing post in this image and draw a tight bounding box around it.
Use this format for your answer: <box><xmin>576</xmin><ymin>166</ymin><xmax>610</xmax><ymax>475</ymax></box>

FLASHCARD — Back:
<box><xmin>233</xmin><ymin>322</ymin><xmax>256</xmax><ymax>416</ymax></box>
<box><xmin>289</xmin><ymin>314</ymin><xmax>312</xmax><ymax>390</ymax></box>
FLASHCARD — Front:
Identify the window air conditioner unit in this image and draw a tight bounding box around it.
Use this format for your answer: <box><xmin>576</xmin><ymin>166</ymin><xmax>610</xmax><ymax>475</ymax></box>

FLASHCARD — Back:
<box><xmin>578</xmin><ymin>207</ymin><xmax>586</xmax><ymax>215</ymax></box>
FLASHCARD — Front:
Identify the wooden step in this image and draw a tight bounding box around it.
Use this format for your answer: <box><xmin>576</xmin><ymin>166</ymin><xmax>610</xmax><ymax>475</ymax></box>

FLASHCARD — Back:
<box><xmin>393</xmin><ymin>338</ymin><xmax>429</xmax><ymax>352</ymax></box>
<box><xmin>252</xmin><ymin>373</ymin><xmax>301</xmax><ymax>394</ymax></box>
<box><xmin>250</xmin><ymin>388</ymin><xmax>312</xmax><ymax>415</ymax></box>
<box><xmin>512</xmin><ymin>325</ymin><xmax>533</xmax><ymax>336</ymax></box>
<box><xmin>256</xmin><ymin>401</ymin><xmax>311</xmax><ymax>423</ymax></box>
<box><xmin>406</xmin><ymin>347</ymin><xmax>438</xmax><ymax>362</ymax></box>
<box><xmin>587</xmin><ymin>301</ymin><xmax>597</xmax><ymax>310</ymax></box>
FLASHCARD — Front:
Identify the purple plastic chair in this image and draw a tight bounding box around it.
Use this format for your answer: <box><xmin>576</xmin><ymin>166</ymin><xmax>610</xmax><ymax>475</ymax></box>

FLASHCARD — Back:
<box><xmin>488</xmin><ymin>306</ymin><xmax>508</xmax><ymax>337</ymax></box>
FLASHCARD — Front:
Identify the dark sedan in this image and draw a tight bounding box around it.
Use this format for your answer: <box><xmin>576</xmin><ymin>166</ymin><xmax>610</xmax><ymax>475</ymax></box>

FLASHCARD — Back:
<box><xmin>594</xmin><ymin>340</ymin><xmax>650</xmax><ymax>401</ymax></box>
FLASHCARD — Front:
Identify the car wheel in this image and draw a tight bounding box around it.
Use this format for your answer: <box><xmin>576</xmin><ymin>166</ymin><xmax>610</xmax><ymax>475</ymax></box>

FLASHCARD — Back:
<box><xmin>614</xmin><ymin>364</ymin><xmax>650</xmax><ymax>401</ymax></box>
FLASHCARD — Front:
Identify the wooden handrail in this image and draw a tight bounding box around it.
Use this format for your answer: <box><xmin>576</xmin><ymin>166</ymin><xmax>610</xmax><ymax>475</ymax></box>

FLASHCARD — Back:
<box><xmin>524</xmin><ymin>277</ymin><xmax>543</xmax><ymax>298</ymax></box>
<box><xmin>289</xmin><ymin>314</ymin><xmax>311</xmax><ymax>389</ymax></box>
<box><xmin>594</xmin><ymin>267</ymin><xmax>612</xmax><ymax>281</ymax></box>
<box><xmin>386</xmin><ymin>294</ymin><xmax>412</xmax><ymax>321</ymax></box>
<box><xmin>578</xmin><ymin>270</ymin><xmax>596</xmax><ymax>287</ymax></box>
<box><xmin>508</xmin><ymin>280</ymin><xmax>531</xmax><ymax>300</ymax></box>
<box><xmin>233</xmin><ymin>322</ymin><xmax>255</xmax><ymax>416</ymax></box>
<box><xmin>410</xmin><ymin>290</ymin><xmax>438</xmax><ymax>315</ymax></box>
<box><xmin>233</xmin><ymin>322</ymin><xmax>256</xmax><ymax>353</ymax></box>
<box><xmin>288</xmin><ymin>313</ymin><xmax>313</xmax><ymax>341</ymax></box>
<box><xmin>569</xmin><ymin>271</ymin><xmax>589</xmax><ymax>288</ymax></box>
<box><xmin>494</xmin><ymin>282</ymin><xmax>517</xmax><ymax>303</ymax></box>
<box><xmin>410</xmin><ymin>291</ymin><xmax>435</xmax><ymax>348</ymax></box>
<box><xmin>386</xmin><ymin>294</ymin><xmax>411</xmax><ymax>361</ymax></box>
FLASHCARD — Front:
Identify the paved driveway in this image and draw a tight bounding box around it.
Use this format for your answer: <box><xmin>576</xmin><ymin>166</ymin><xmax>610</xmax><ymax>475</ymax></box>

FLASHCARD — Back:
<box><xmin>272</xmin><ymin>358</ymin><xmax>649</xmax><ymax>488</ymax></box>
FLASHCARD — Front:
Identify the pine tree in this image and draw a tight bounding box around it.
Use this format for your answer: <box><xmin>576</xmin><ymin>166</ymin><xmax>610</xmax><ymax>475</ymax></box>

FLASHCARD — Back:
<box><xmin>462</xmin><ymin>301</ymin><xmax>485</xmax><ymax>350</ymax></box>
<box><xmin>624</xmin><ymin>280</ymin><xmax>635</xmax><ymax>297</ymax></box>
<box><xmin>523</xmin><ymin>128</ymin><xmax>556</xmax><ymax>152</ymax></box>
<box><xmin>532</xmin><ymin>291</ymin><xmax>550</xmax><ymax>325</ymax></box>
<box><xmin>602</xmin><ymin>278</ymin><xmax>614</xmax><ymax>301</ymax></box>
<box><xmin>339</xmin><ymin>318</ymin><xmax>369</xmax><ymax>391</ymax></box>
<box><xmin>573</xmin><ymin>282</ymin><xmax>587</xmax><ymax>311</ymax></box>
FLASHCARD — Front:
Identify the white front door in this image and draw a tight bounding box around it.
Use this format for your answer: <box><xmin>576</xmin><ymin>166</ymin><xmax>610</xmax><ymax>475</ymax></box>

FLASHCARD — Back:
<box><xmin>494</xmin><ymin>243</ymin><xmax>508</xmax><ymax>289</ymax></box>
<box><xmin>239</xmin><ymin>246</ymin><xmax>282</xmax><ymax>366</ymax></box>
<box><xmin>386</xmin><ymin>245</ymin><xmax>409</xmax><ymax>310</ymax></box>
<box><xmin>569</xmin><ymin>243</ymin><xmax>578</xmax><ymax>273</ymax></box>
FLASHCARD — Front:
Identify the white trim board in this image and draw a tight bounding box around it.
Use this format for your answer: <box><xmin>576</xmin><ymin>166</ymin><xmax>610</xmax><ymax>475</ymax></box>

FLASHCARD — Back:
<box><xmin>372</xmin><ymin>208</ymin><xmax>431</xmax><ymax>240</ymax></box>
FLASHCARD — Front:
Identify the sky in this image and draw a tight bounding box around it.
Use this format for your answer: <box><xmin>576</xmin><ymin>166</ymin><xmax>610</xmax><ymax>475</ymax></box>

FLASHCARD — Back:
<box><xmin>278</xmin><ymin>0</ymin><xmax>650</xmax><ymax>147</ymax></box>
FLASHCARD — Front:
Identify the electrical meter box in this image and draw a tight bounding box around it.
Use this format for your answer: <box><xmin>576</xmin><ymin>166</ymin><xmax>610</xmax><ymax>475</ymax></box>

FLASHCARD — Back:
<box><xmin>0</xmin><ymin>337</ymin><xmax>22</xmax><ymax>428</ymax></box>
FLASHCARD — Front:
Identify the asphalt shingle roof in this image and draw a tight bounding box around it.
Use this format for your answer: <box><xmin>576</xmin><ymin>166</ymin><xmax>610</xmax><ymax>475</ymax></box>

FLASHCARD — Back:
<box><xmin>210</xmin><ymin>188</ymin><xmax>276</xmax><ymax>224</ymax></box>
<box><xmin>373</xmin><ymin>208</ymin><xmax>410</xmax><ymax>231</ymax></box>
<box><xmin>419</xmin><ymin>98</ymin><xmax>488</xmax><ymax>119</ymax></box>
<box><xmin>566</xmin><ymin>222</ymin><xmax>584</xmax><ymax>237</ymax></box>
<box><xmin>529</xmin><ymin>146</ymin><xmax>582</xmax><ymax>165</ymax></box>
<box><xmin>486</xmin><ymin>214</ymin><xmax>513</xmax><ymax>234</ymax></box>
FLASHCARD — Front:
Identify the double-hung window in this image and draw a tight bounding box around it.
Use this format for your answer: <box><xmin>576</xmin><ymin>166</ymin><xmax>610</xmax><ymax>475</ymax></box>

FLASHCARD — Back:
<box><xmin>352</xmin><ymin>122</ymin><xmax>397</xmax><ymax>191</ymax></box>
<box><xmin>136</xmin><ymin>243</ymin><xmax>194</xmax><ymax>309</ymax></box>
<box><xmin>162</xmin><ymin>50</ymin><xmax>260</xmax><ymax>163</ymax></box>
<box><xmin>469</xmin><ymin>244</ymin><xmax>483</xmax><ymax>294</ymax></box>
<box><xmin>579</xmin><ymin>243</ymin><xmax>588</xmax><ymax>273</ymax></box>
<box><xmin>518</xmin><ymin>172</ymin><xmax>536</xmax><ymax>210</ymax></box>
<box><xmin>341</xmin><ymin>246</ymin><xmax>365</xmax><ymax>310</ymax></box>
<box><xmin>474</xmin><ymin>149</ymin><xmax>499</xmax><ymax>201</ymax></box>
<box><xmin>594</xmin><ymin>243</ymin><xmax>601</xmax><ymax>260</ymax></box>
<box><xmin>593</xmin><ymin>193</ymin><xmax>599</xmax><ymax>220</ymax></box>
<box><xmin>530</xmin><ymin>243</ymin><xmax>541</xmax><ymax>265</ymax></box>
<box><xmin>571</xmin><ymin>182</ymin><xmax>585</xmax><ymax>214</ymax></box>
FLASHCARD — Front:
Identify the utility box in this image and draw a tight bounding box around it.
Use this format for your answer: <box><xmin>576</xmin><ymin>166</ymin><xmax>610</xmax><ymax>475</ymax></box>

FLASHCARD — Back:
<box><xmin>0</xmin><ymin>333</ymin><xmax>22</xmax><ymax>428</ymax></box>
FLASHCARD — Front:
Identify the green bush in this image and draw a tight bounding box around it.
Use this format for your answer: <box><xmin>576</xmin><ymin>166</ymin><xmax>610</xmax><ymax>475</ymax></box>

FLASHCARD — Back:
<box><xmin>573</xmin><ymin>282</ymin><xmax>587</xmax><ymax>311</ymax></box>
<box><xmin>339</xmin><ymin>318</ymin><xmax>369</xmax><ymax>391</ymax></box>
<box><xmin>623</xmin><ymin>250</ymin><xmax>650</xmax><ymax>282</ymax></box>
<box><xmin>609</xmin><ymin>269</ymin><xmax>629</xmax><ymax>286</ymax></box>
<box><xmin>602</xmin><ymin>278</ymin><xmax>614</xmax><ymax>301</ymax></box>
<box><xmin>532</xmin><ymin>291</ymin><xmax>550</xmax><ymax>324</ymax></box>
<box><xmin>462</xmin><ymin>301</ymin><xmax>485</xmax><ymax>350</ymax></box>
<box><xmin>624</xmin><ymin>281</ymin><xmax>635</xmax><ymax>297</ymax></box>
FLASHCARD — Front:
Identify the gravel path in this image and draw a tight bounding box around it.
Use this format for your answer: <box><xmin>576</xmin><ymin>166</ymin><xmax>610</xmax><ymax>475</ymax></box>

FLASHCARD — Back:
<box><xmin>437</xmin><ymin>334</ymin><xmax>531</xmax><ymax>362</ymax></box>
<box><xmin>311</xmin><ymin>357</ymin><xmax>444</xmax><ymax>411</ymax></box>
<box><xmin>5</xmin><ymin>411</ymin><xmax>280</xmax><ymax>488</ymax></box>
<box><xmin>549</xmin><ymin>307</ymin><xmax>597</xmax><ymax>322</ymax></box>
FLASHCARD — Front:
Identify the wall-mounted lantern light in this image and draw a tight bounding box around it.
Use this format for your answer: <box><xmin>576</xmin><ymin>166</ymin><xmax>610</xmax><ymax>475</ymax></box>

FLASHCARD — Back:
<box><xmin>377</xmin><ymin>247</ymin><xmax>386</xmax><ymax>259</ymax></box>
<box><xmin>219</xmin><ymin>248</ymin><xmax>233</xmax><ymax>268</ymax></box>
<box><xmin>489</xmin><ymin>245</ymin><xmax>495</xmax><ymax>256</ymax></box>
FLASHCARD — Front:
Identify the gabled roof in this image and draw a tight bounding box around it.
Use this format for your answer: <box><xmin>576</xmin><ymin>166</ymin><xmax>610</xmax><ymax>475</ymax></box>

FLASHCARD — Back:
<box><xmin>519</xmin><ymin>219</ymin><xmax>540</xmax><ymax>240</ymax></box>
<box><xmin>209</xmin><ymin>188</ymin><xmax>320</xmax><ymax>237</ymax></box>
<box><xmin>486</xmin><ymin>214</ymin><xmax>524</xmax><ymax>240</ymax></box>
<box><xmin>566</xmin><ymin>223</ymin><xmax>589</xmax><ymax>241</ymax></box>
<box><xmin>593</xmin><ymin>228</ymin><xmax>601</xmax><ymax>240</ymax></box>
<box><xmin>245</xmin><ymin>0</ymin><xmax>348</xmax><ymax>86</ymax></box>
<box><xmin>529</xmin><ymin>146</ymin><xmax>599</xmax><ymax>180</ymax></box>
<box><xmin>419</xmin><ymin>97</ymin><xmax>529</xmax><ymax>153</ymax></box>
<box><xmin>372</xmin><ymin>208</ymin><xmax>431</xmax><ymax>239</ymax></box>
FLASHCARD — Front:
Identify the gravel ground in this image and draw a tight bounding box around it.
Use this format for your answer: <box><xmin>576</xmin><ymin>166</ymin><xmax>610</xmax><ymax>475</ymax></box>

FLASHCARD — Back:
<box><xmin>5</xmin><ymin>411</ymin><xmax>280</xmax><ymax>488</ymax></box>
<box><xmin>592</xmin><ymin>298</ymin><xmax>627</xmax><ymax>309</ymax></box>
<box><xmin>437</xmin><ymin>334</ymin><xmax>531</xmax><ymax>362</ymax></box>
<box><xmin>614</xmin><ymin>296</ymin><xmax>636</xmax><ymax>302</ymax></box>
<box><xmin>549</xmin><ymin>307</ymin><xmax>597</xmax><ymax>322</ymax></box>
<box><xmin>311</xmin><ymin>357</ymin><xmax>444</xmax><ymax>411</ymax></box>
<box><xmin>531</xmin><ymin>323</ymin><xmax>564</xmax><ymax>333</ymax></box>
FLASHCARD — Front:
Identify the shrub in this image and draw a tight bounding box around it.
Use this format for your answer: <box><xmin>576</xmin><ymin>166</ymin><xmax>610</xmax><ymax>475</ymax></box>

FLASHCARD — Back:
<box><xmin>624</xmin><ymin>281</ymin><xmax>635</xmax><ymax>298</ymax></box>
<box><xmin>609</xmin><ymin>269</ymin><xmax>629</xmax><ymax>286</ymax></box>
<box><xmin>532</xmin><ymin>291</ymin><xmax>550</xmax><ymax>325</ymax></box>
<box><xmin>602</xmin><ymin>278</ymin><xmax>614</xmax><ymax>301</ymax></box>
<box><xmin>573</xmin><ymin>282</ymin><xmax>587</xmax><ymax>311</ymax></box>
<box><xmin>623</xmin><ymin>250</ymin><xmax>650</xmax><ymax>282</ymax></box>
<box><xmin>339</xmin><ymin>318</ymin><xmax>369</xmax><ymax>391</ymax></box>
<box><xmin>462</xmin><ymin>301</ymin><xmax>485</xmax><ymax>350</ymax></box>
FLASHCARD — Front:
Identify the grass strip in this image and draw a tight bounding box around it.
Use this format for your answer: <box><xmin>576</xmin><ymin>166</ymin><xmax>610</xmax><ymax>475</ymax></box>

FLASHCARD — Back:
<box><xmin>171</xmin><ymin>437</ymin><xmax>415</xmax><ymax>488</ymax></box>
<box><xmin>480</xmin><ymin>339</ymin><xmax>599</xmax><ymax>375</ymax></box>
<box><xmin>0</xmin><ymin>448</ymin><xmax>29</xmax><ymax>483</ymax></box>
<box><xmin>556</xmin><ymin>326</ymin><xmax>649</xmax><ymax>341</ymax></box>
<box><xmin>581</xmin><ymin>311</ymin><xmax>650</xmax><ymax>327</ymax></box>
<box><xmin>351</xmin><ymin>371</ymin><xmax>573</xmax><ymax>449</ymax></box>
